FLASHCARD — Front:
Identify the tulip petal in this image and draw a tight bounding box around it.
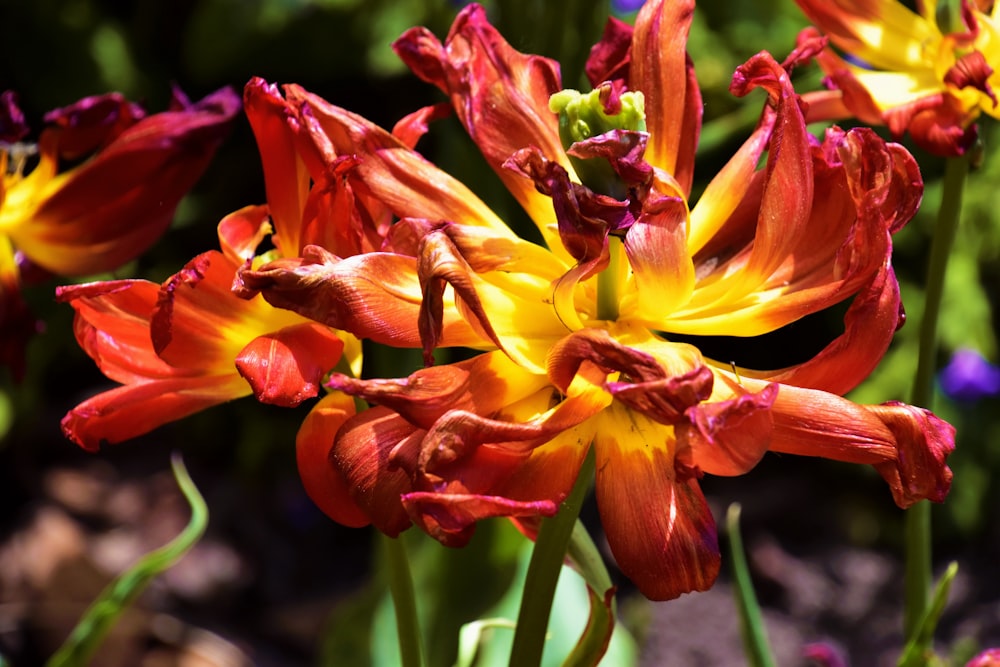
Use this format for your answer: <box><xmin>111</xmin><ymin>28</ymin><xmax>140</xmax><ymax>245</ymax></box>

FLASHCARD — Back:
<box><xmin>331</xmin><ymin>406</ymin><xmax>421</xmax><ymax>536</ymax></box>
<box><xmin>61</xmin><ymin>374</ymin><xmax>249</xmax><ymax>452</ymax></box>
<box><xmin>393</xmin><ymin>4</ymin><xmax>570</xmax><ymax>249</ymax></box>
<box><xmin>235</xmin><ymin>322</ymin><xmax>344</xmax><ymax>407</ymax></box>
<box><xmin>594</xmin><ymin>403</ymin><xmax>720</xmax><ymax>600</ymax></box>
<box><xmin>621</xmin><ymin>189</ymin><xmax>694</xmax><ymax>323</ymax></box>
<box><xmin>631</xmin><ymin>0</ymin><xmax>701</xmax><ymax>195</ymax></box>
<box><xmin>296</xmin><ymin>392</ymin><xmax>369</xmax><ymax>527</ymax></box>
<box><xmin>237</xmin><ymin>245</ymin><xmax>483</xmax><ymax>349</ymax></box>
<box><xmin>9</xmin><ymin>87</ymin><xmax>240</xmax><ymax>276</ymax></box>
<box><xmin>244</xmin><ymin>78</ymin><xmax>310</xmax><ymax>256</ymax></box>
<box><xmin>284</xmin><ymin>85</ymin><xmax>515</xmax><ymax>237</ymax></box>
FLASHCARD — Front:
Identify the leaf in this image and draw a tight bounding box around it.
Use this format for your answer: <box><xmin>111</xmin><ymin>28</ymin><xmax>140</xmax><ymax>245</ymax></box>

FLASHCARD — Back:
<box><xmin>897</xmin><ymin>562</ymin><xmax>959</xmax><ymax>667</ymax></box>
<box><xmin>726</xmin><ymin>502</ymin><xmax>777</xmax><ymax>667</ymax></box>
<box><xmin>46</xmin><ymin>453</ymin><xmax>208</xmax><ymax>667</ymax></box>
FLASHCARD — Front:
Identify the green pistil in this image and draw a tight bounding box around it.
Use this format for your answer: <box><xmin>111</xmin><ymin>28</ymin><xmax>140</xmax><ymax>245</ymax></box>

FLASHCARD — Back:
<box><xmin>597</xmin><ymin>235</ymin><xmax>622</xmax><ymax>321</ymax></box>
<box><xmin>549</xmin><ymin>87</ymin><xmax>646</xmax><ymax>147</ymax></box>
<box><xmin>550</xmin><ymin>87</ymin><xmax>646</xmax><ymax>197</ymax></box>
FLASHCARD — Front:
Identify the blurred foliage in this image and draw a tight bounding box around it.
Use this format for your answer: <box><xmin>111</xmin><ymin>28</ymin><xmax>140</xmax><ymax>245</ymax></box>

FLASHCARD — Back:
<box><xmin>3</xmin><ymin>0</ymin><xmax>1000</xmax><ymax>664</ymax></box>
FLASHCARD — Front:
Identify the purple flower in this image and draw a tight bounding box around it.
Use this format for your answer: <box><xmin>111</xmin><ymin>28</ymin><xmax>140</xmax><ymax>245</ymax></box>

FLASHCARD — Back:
<box><xmin>939</xmin><ymin>348</ymin><xmax>1000</xmax><ymax>402</ymax></box>
<box><xmin>612</xmin><ymin>0</ymin><xmax>646</xmax><ymax>13</ymax></box>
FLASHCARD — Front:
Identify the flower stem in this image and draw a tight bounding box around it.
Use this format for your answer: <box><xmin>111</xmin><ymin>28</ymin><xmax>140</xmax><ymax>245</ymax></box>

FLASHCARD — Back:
<box><xmin>509</xmin><ymin>445</ymin><xmax>596</xmax><ymax>667</ymax></box>
<box><xmin>383</xmin><ymin>533</ymin><xmax>426</xmax><ymax>667</ymax></box>
<box><xmin>597</xmin><ymin>237</ymin><xmax>622</xmax><ymax>321</ymax></box>
<box><xmin>903</xmin><ymin>154</ymin><xmax>968</xmax><ymax>642</ymax></box>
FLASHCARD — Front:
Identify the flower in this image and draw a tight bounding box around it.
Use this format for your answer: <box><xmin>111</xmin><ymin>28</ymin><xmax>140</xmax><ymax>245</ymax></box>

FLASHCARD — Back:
<box><xmin>793</xmin><ymin>0</ymin><xmax>1000</xmax><ymax>156</ymax></box>
<box><xmin>1</xmin><ymin>86</ymin><xmax>240</xmax><ymax>379</ymax></box>
<box><xmin>239</xmin><ymin>1</ymin><xmax>954</xmax><ymax>600</ymax></box>
<box><xmin>59</xmin><ymin>80</ymin><xmax>364</xmax><ymax>448</ymax></box>
<box><xmin>968</xmin><ymin>649</ymin><xmax>1000</xmax><ymax>667</ymax></box>
<box><xmin>939</xmin><ymin>347</ymin><xmax>1000</xmax><ymax>401</ymax></box>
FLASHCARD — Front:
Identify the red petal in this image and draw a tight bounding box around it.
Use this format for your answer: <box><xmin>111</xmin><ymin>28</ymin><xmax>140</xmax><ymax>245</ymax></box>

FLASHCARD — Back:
<box><xmin>235</xmin><ymin>322</ymin><xmax>344</xmax><ymax>407</ymax></box>
<box><xmin>392</xmin><ymin>4</ymin><xmax>568</xmax><ymax>238</ymax></box>
<box><xmin>14</xmin><ymin>87</ymin><xmax>240</xmax><ymax>276</ymax></box>
<box><xmin>586</xmin><ymin>17</ymin><xmax>633</xmax><ymax>86</ymax></box>
<box><xmin>870</xmin><ymin>402</ymin><xmax>955</xmax><ymax>507</ymax></box>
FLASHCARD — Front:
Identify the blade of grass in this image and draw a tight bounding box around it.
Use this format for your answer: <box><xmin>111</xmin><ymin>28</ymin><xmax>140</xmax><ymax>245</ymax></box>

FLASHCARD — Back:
<box><xmin>47</xmin><ymin>452</ymin><xmax>207</xmax><ymax>667</ymax></box>
<box><xmin>726</xmin><ymin>503</ymin><xmax>776</xmax><ymax>667</ymax></box>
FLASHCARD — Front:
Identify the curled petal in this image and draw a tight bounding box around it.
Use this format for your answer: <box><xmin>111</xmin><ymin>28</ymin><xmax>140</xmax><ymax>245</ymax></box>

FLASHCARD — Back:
<box><xmin>418</xmin><ymin>229</ymin><xmax>505</xmax><ymax>363</ymax></box>
<box><xmin>235</xmin><ymin>322</ymin><xmax>344</xmax><ymax>407</ymax></box>
<box><xmin>296</xmin><ymin>392</ymin><xmax>368</xmax><ymax>527</ymax></box>
<box><xmin>729</xmin><ymin>50</ymin><xmax>814</xmax><ymax>291</ymax></box>
<box><xmin>284</xmin><ymin>85</ymin><xmax>514</xmax><ymax>237</ymax></box>
<box><xmin>678</xmin><ymin>381</ymin><xmax>778</xmax><ymax>476</ymax></box>
<box><xmin>401</xmin><ymin>492</ymin><xmax>558</xmax><ymax>546</ymax></box>
<box><xmin>762</xmin><ymin>383</ymin><xmax>954</xmax><ymax>507</ymax></box>
<box><xmin>586</xmin><ymin>17</ymin><xmax>633</xmax><ymax>86</ymax></box>
<box><xmin>606</xmin><ymin>365</ymin><xmax>714</xmax><ymax>425</ymax></box>
<box><xmin>217</xmin><ymin>205</ymin><xmax>272</xmax><ymax>265</ymax></box>
<box><xmin>237</xmin><ymin>246</ymin><xmax>482</xmax><ymax>349</ymax></box>
<box><xmin>331</xmin><ymin>406</ymin><xmax>419</xmax><ymax>536</ymax></box>
<box><xmin>327</xmin><ymin>350</ymin><xmax>547</xmax><ymax>430</ymax></box>
<box><xmin>393</xmin><ymin>3</ymin><xmax>570</xmax><ymax>244</ymax></box>
<box><xmin>870</xmin><ymin>402</ymin><xmax>955</xmax><ymax>507</ymax></box>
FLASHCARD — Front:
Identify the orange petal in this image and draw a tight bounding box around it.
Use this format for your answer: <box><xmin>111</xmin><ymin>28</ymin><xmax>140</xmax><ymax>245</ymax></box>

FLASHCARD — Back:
<box><xmin>235</xmin><ymin>322</ymin><xmax>344</xmax><ymax>407</ymax></box>
<box><xmin>594</xmin><ymin>404</ymin><xmax>720</xmax><ymax>600</ymax></box>
<box><xmin>631</xmin><ymin>0</ymin><xmax>701</xmax><ymax>195</ymax></box>
<box><xmin>237</xmin><ymin>245</ymin><xmax>483</xmax><ymax>349</ymax></box>
<box><xmin>331</xmin><ymin>406</ymin><xmax>419</xmax><ymax>537</ymax></box>
<box><xmin>61</xmin><ymin>374</ymin><xmax>249</xmax><ymax>452</ymax></box>
<box><xmin>296</xmin><ymin>392</ymin><xmax>368</xmax><ymax>527</ymax></box>
<box><xmin>244</xmin><ymin>78</ymin><xmax>310</xmax><ymax>256</ymax></box>
<box><xmin>56</xmin><ymin>279</ymin><xmax>177</xmax><ymax>384</ymax></box>
<box><xmin>285</xmin><ymin>85</ymin><xmax>514</xmax><ymax>237</ymax></box>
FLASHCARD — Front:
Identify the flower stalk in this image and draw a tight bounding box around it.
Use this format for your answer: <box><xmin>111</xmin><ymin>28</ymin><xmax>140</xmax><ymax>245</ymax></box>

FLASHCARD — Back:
<box><xmin>383</xmin><ymin>533</ymin><xmax>427</xmax><ymax>667</ymax></box>
<box><xmin>509</xmin><ymin>445</ymin><xmax>596</xmax><ymax>667</ymax></box>
<box><xmin>904</xmin><ymin>154</ymin><xmax>969</xmax><ymax>641</ymax></box>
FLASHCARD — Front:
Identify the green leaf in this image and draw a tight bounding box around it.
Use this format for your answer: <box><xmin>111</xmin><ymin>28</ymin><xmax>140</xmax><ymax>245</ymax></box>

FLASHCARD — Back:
<box><xmin>46</xmin><ymin>453</ymin><xmax>208</xmax><ymax>667</ymax></box>
<box><xmin>897</xmin><ymin>562</ymin><xmax>959</xmax><ymax>667</ymax></box>
<box><xmin>726</xmin><ymin>503</ymin><xmax>776</xmax><ymax>667</ymax></box>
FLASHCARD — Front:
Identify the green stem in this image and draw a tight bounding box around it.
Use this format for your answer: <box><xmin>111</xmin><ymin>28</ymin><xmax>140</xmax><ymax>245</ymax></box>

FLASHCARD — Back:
<box><xmin>383</xmin><ymin>534</ymin><xmax>426</xmax><ymax>667</ymax></box>
<box><xmin>509</xmin><ymin>445</ymin><xmax>596</xmax><ymax>667</ymax></box>
<box><xmin>597</xmin><ymin>238</ymin><xmax>621</xmax><ymax>321</ymax></box>
<box><xmin>903</xmin><ymin>155</ymin><xmax>968</xmax><ymax>641</ymax></box>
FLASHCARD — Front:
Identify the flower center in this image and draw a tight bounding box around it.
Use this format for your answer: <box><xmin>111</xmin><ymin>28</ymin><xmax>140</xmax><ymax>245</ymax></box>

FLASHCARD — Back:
<box><xmin>549</xmin><ymin>84</ymin><xmax>646</xmax><ymax>197</ymax></box>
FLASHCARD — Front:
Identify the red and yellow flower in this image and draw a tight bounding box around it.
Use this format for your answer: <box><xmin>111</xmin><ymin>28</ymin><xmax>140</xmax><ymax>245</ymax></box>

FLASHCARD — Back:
<box><xmin>58</xmin><ymin>81</ymin><xmax>379</xmax><ymax>522</ymax></box>
<box><xmin>1</xmin><ymin>87</ymin><xmax>240</xmax><ymax>379</ymax></box>
<box><xmin>237</xmin><ymin>1</ymin><xmax>954</xmax><ymax>600</ymax></box>
<box><xmin>794</xmin><ymin>0</ymin><xmax>1000</xmax><ymax>155</ymax></box>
